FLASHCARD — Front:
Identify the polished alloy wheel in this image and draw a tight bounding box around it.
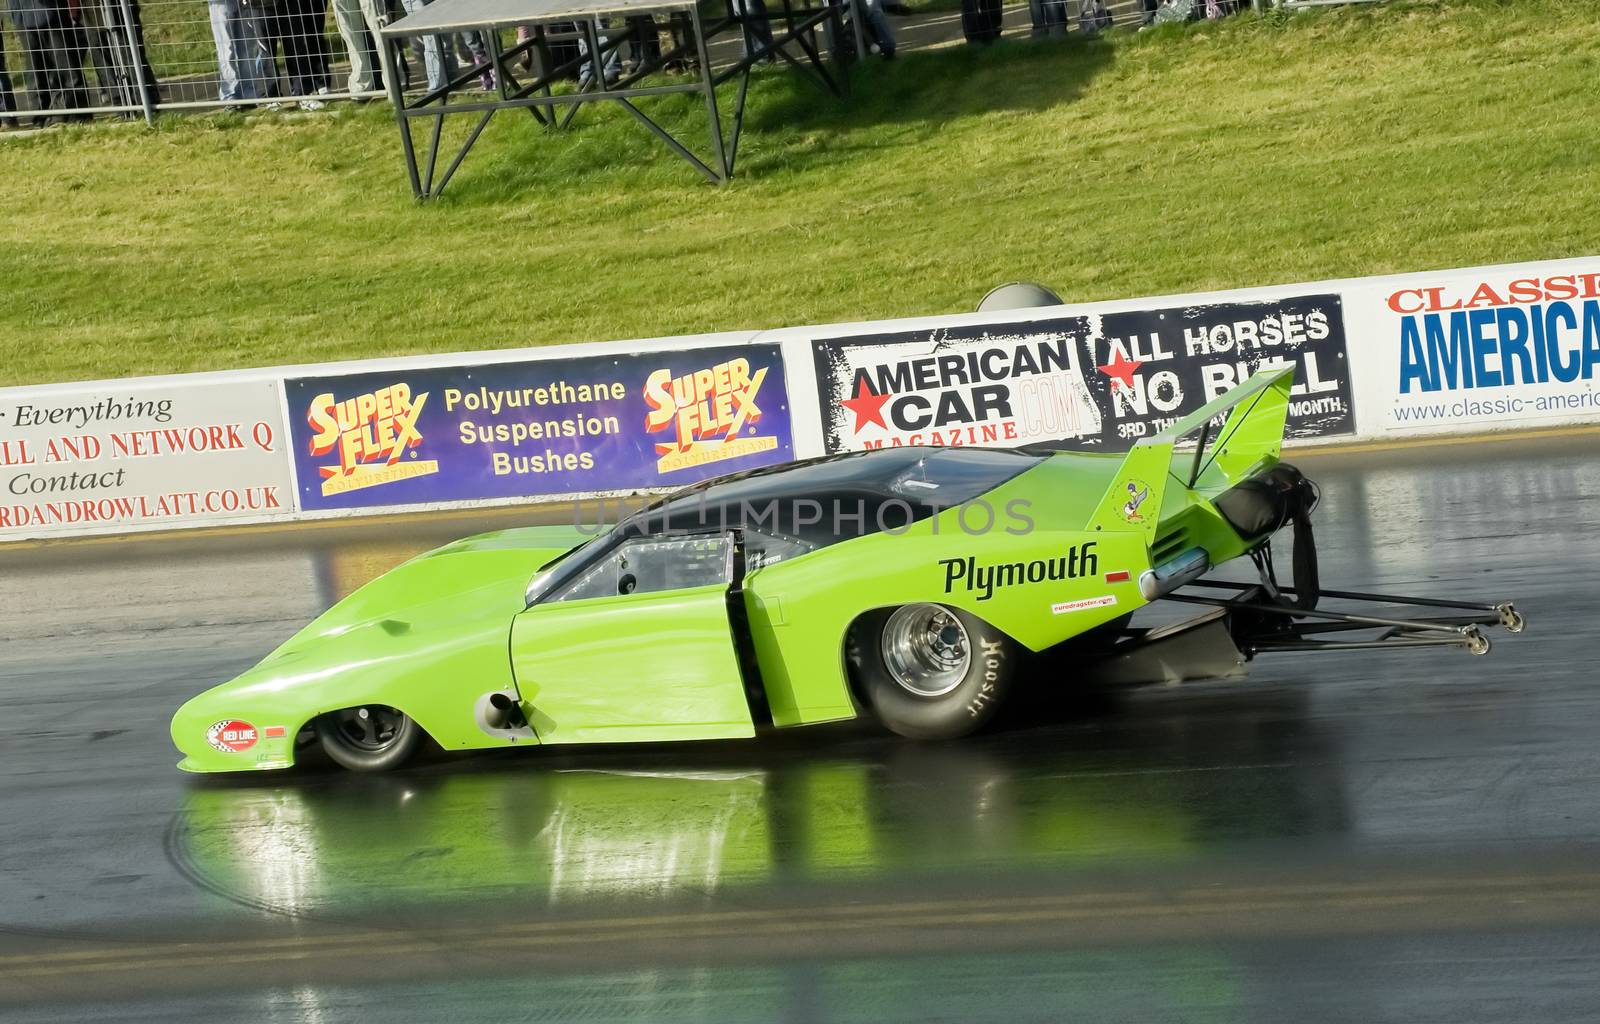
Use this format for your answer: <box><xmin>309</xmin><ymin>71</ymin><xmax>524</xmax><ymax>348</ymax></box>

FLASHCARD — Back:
<box><xmin>880</xmin><ymin>604</ymin><xmax>972</xmax><ymax>698</ymax></box>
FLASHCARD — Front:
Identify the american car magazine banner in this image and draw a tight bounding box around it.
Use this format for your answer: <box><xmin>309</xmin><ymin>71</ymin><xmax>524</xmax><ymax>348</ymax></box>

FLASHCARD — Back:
<box><xmin>284</xmin><ymin>345</ymin><xmax>794</xmax><ymax>511</ymax></box>
<box><xmin>810</xmin><ymin>295</ymin><xmax>1356</xmax><ymax>453</ymax></box>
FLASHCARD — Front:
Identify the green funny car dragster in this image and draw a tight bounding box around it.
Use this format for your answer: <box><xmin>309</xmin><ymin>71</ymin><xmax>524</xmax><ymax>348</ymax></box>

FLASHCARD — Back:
<box><xmin>171</xmin><ymin>367</ymin><xmax>1524</xmax><ymax>773</ymax></box>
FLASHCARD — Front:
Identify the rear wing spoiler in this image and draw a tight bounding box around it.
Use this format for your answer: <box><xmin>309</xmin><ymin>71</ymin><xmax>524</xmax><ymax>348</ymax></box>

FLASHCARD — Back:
<box><xmin>1154</xmin><ymin>366</ymin><xmax>1296</xmax><ymax>487</ymax></box>
<box><xmin>1083</xmin><ymin>367</ymin><xmax>1296</xmax><ymax>538</ymax></box>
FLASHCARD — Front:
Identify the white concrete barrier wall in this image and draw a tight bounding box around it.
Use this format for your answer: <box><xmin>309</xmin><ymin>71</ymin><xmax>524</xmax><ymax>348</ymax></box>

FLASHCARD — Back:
<box><xmin>2</xmin><ymin>256</ymin><xmax>1595</xmax><ymax>542</ymax></box>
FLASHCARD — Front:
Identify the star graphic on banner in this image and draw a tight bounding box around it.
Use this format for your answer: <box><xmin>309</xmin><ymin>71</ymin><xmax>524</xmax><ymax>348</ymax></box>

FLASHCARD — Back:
<box><xmin>1097</xmin><ymin>351</ymin><xmax>1145</xmax><ymax>392</ymax></box>
<box><xmin>840</xmin><ymin>377</ymin><xmax>892</xmax><ymax>434</ymax></box>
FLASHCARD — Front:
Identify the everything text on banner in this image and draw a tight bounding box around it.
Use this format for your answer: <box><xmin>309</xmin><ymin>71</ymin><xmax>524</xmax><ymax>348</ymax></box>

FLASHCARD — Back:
<box><xmin>285</xmin><ymin>346</ymin><xmax>793</xmax><ymax>510</ymax></box>
<box><xmin>811</xmin><ymin>295</ymin><xmax>1354</xmax><ymax>453</ymax></box>
<box><xmin>0</xmin><ymin>381</ymin><xmax>293</xmax><ymax>537</ymax></box>
<box><xmin>1379</xmin><ymin>267</ymin><xmax>1600</xmax><ymax>431</ymax></box>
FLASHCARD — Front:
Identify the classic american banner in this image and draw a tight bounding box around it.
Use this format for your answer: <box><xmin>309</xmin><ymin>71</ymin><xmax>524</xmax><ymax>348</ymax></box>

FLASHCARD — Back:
<box><xmin>810</xmin><ymin>295</ymin><xmax>1356</xmax><ymax>454</ymax></box>
<box><xmin>1371</xmin><ymin>266</ymin><xmax>1600</xmax><ymax>431</ymax></box>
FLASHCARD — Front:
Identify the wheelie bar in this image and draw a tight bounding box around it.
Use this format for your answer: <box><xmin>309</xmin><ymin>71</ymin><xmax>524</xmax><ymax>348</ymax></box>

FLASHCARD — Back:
<box><xmin>1164</xmin><ymin>581</ymin><xmax>1525</xmax><ymax>658</ymax></box>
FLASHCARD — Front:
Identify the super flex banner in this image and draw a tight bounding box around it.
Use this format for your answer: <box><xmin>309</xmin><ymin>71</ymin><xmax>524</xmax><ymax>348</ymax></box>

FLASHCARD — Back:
<box><xmin>810</xmin><ymin>295</ymin><xmax>1354</xmax><ymax>453</ymax></box>
<box><xmin>284</xmin><ymin>344</ymin><xmax>793</xmax><ymax>510</ymax></box>
<box><xmin>1362</xmin><ymin>265</ymin><xmax>1600</xmax><ymax>432</ymax></box>
<box><xmin>0</xmin><ymin>379</ymin><xmax>293</xmax><ymax>538</ymax></box>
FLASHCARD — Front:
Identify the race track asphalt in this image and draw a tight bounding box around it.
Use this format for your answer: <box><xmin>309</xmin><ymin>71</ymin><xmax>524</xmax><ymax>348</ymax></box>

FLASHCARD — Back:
<box><xmin>2</xmin><ymin>435</ymin><xmax>1599</xmax><ymax>1023</ymax></box>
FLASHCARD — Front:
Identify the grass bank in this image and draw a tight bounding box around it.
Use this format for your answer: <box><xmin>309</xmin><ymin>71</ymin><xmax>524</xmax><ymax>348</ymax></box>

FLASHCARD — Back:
<box><xmin>1</xmin><ymin>0</ymin><xmax>1596</xmax><ymax>386</ymax></box>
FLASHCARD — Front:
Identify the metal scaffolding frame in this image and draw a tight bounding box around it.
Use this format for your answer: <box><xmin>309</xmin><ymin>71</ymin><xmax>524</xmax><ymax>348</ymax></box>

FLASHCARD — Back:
<box><xmin>376</xmin><ymin>0</ymin><xmax>852</xmax><ymax>198</ymax></box>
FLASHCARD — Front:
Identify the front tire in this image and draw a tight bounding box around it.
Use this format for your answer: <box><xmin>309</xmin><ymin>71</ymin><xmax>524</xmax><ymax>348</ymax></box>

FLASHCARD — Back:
<box><xmin>848</xmin><ymin>604</ymin><xmax>1021</xmax><ymax>739</ymax></box>
<box><xmin>314</xmin><ymin>705</ymin><xmax>422</xmax><ymax>772</ymax></box>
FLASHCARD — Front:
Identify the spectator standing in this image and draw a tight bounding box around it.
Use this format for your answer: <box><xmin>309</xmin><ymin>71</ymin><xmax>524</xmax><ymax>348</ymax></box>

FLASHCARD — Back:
<box><xmin>8</xmin><ymin>0</ymin><xmax>91</xmax><ymax>122</ymax></box>
<box><xmin>1028</xmin><ymin>0</ymin><xmax>1067</xmax><ymax>37</ymax></box>
<box><xmin>290</xmin><ymin>0</ymin><xmax>333</xmax><ymax>100</ymax></box>
<box><xmin>330</xmin><ymin>0</ymin><xmax>380</xmax><ymax>93</ymax></box>
<box><xmin>576</xmin><ymin>16</ymin><xmax>619</xmax><ymax>86</ymax></box>
<box><xmin>959</xmin><ymin>0</ymin><xmax>1001</xmax><ymax>45</ymax></box>
<box><xmin>59</xmin><ymin>0</ymin><xmax>124</xmax><ymax>109</ymax></box>
<box><xmin>397</xmin><ymin>0</ymin><xmax>450</xmax><ymax>91</ymax></box>
<box><xmin>626</xmin><ymin>13</ymin><xmax>659</xmax><ymax>71</ymax></box>
<box><xmin>0</xmin><ymin>17</ymin><xmax>18</xmax><ymax>127</ymax></box>
<box><xmin>456</xmin><ymin>29</ymin><xmax>493</xmax><ymax>89</ymax></box>
<box><xmin>92</xmin><ymin>0</ymin><xmax>160</xmax><ymax>110</ymax></box>
<box><xmin>262</xmin><ymin>0</ymin><xmax>331</xmax><ymax>104</ymax></box>
<box><xmin>208</xmin><ymin>0</ymin><xmax>274</xmax><ymax>102</ymax></box>
<box><xmin>1077</xmin><ymin>0</ymin><xmax>1109</xmax><ymax>34</ymax></box>
<box><xmin>734</xmin><ymin>0</ymin><xmax>772</xmax><ymax>63</ymax></box>
<box><xmin>863</xmin><ymin>0</ymin><xmax>894</xmax><ymax>57</ymax></box>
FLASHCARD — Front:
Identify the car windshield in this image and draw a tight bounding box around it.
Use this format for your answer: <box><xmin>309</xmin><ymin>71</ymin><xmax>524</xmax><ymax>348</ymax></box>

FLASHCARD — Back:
<box><xmin>524</xmin><ymin>527</ymin><xmax>618</xmax><ymax>605</ymax></box>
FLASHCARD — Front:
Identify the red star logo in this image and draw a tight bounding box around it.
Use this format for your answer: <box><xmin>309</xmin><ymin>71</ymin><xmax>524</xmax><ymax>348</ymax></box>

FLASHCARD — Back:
<box><xmin>1097</xmin><ymin>351</ymin><xmax>1145</xmax><ymax>392</ymax></box>
<box><xmin>840</xmin><ymin>377</ymin><xmax>892</xmax><ymax>434</ymax></box>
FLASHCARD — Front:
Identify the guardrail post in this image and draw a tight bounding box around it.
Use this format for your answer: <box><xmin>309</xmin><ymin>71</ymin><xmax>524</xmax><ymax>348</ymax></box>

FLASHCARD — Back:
<box><xmin>118</xmin><ymin>0</ymin><xmax>157</xmax><ymax>126</ymax></box>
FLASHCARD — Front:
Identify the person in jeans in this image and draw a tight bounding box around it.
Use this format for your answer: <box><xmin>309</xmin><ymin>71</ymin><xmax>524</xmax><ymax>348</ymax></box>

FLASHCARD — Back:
<box><xmin>208</xmin><ymin>0</ymin><xmax>274</xmax><ymax>101</ymax></box>
<box><xmin>734</xmin><ymin>0</ymin><xmax>772</xmax><ymax>63</ymax></box>
<box><xmin>456</xmin><ymin>29</ymin><xmax>493</xmax><ymax>90</ymax></box>
<box><xmin>576</xmin><ymin>16</ymin><xmax>619</xmax><ymax>87</ymax></box>
<box><xmin>863</xmin><ymin>0</ymin><xmax>894</xmax><ymax>56</ymax></box>
<box><xmin>397</xmin><ymin>0</ymin><xmax>450</xmax><ymax>90</ymax></box>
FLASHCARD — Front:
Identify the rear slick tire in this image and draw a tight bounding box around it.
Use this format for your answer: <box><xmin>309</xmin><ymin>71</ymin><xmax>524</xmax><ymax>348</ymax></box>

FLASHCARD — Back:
<box><xmin>314</xmin><ymin>705</ymin><xmax>422</xmax><ymax>772</ymax></box>
<box><xmin>848</xmin><ymin>604</ymin><xmax>1020</xmax><ymax>740</ymax></box>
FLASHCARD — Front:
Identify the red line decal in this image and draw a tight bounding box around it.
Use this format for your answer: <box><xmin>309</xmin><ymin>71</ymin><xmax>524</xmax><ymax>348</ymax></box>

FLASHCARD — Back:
<box><xmin>206</xmin><ymin>720</ymin><xmax>258</xmax><ymax>753</ymax></box>
<box><xmin>1105</xmin><ymin>570</ymin><xmax>1131</xmax><ymax>583</ymax></box>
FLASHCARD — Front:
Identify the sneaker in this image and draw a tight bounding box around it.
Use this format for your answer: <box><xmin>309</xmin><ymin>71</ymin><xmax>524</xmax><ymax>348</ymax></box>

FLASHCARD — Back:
<box><xmin>263</xmin><ymin>101</ymin><xmax>283</xmax><ymax>111</ymax></box>
<box><xmin>298</xmin><ymin>98</ymin><xmax>326</xmax><ymax>111</ymax></box>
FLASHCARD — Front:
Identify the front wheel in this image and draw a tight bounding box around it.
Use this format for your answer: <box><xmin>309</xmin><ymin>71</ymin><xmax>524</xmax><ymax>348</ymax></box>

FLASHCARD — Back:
<box><xmin>848</xmin><ymin>604</ymin><xmax>1021</xmax><ymax>739</ymax></box>
<box><xmin>314</xmin><ymin>705</ymin><xmax>422</xmax><ymax>772</ymax></box>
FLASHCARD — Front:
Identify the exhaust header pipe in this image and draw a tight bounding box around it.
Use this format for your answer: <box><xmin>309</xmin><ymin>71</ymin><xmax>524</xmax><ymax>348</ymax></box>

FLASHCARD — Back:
<box><xmin>484</xmin><ymin>692</ymin><xmax>527</xmax><ymax>731</ymax></box>
<box><xmin>1140</xmin><ymin>547</ymin><xmax>1210</xmax><ymax>601</ymax></box>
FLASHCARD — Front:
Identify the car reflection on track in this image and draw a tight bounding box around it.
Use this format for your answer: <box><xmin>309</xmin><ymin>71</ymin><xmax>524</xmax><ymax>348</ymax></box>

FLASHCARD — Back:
<box><xmin>170</xmin><ymin>701</ymin><xmax>1350</xmax><ymax>920</ymax></box>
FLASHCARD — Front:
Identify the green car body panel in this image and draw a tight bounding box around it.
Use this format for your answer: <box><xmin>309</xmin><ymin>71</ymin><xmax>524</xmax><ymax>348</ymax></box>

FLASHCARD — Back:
<box><xmin>171</xmin><ymin>524</ymin><xmax>587</xmax><ymax>772</ymax></box>
<box><xmin>171</xmin><ymin>368</ymin><xmax>1297</xmax><ymax>773</ymax></box>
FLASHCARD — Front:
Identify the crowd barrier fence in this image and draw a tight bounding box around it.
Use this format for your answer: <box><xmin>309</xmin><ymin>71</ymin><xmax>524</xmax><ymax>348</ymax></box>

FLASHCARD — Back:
<box><xmin>0</xmin><ymin>0</ymin><xmax>1230</xmax><ymax>125</ymax></box>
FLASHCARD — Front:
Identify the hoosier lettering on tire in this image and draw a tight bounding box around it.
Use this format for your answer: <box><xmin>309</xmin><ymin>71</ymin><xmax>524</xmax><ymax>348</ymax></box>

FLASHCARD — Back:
<box><xmin>848</xmin><ymin>604</ymin><xmax>1021</xmax><ymax>740</ymax></box>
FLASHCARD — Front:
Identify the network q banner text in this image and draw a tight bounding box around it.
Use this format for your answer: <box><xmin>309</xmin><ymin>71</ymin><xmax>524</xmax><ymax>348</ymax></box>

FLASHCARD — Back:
<box><xmin>811</xmin><ymin>295</ymin><xmax>1354</xmax><ymax>454</ymax></box>
<box><xmin>1369</xmin><ymin>266</ymin><xmax>1600</xmax><ymax>431</ymax></box>
<box><xmin>284</xmin><ymin>346</ymin><xmax>793</xmax><ymax>511</ymax></box>
<box><xmin>0</xmin><ymin>381</ymin><xmax>294</xmax><ymax>538</ymax></box>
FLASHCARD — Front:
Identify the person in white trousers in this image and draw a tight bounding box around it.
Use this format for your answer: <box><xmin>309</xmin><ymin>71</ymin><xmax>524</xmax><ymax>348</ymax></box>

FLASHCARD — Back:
<box><xmin>330</xmin><ymin>0</ymin><xmax>380</xmax><ymax>93</ymax></box>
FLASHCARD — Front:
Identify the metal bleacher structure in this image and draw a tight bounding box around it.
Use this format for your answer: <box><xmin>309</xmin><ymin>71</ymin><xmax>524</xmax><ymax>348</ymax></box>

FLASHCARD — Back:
<box><xmin>376</xmin><ymin>0</ymin><xmax>860</xmax><ymax>197</ymax></box>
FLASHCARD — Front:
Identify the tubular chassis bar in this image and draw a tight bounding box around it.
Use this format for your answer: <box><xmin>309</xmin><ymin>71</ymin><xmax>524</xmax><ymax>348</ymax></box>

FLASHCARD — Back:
<box><xmin>1162</xmin><ymin>580</ymin><xmax>1525</xmax><ymax>658</ymax></box>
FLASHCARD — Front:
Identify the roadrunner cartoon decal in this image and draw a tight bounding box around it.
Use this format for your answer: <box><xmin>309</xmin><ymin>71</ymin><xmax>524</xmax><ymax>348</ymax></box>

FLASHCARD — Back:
<box><xmin>1121</xmin><ymin>479</ymin><xmax>1151</xmax><ymax>524</ymax></box>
